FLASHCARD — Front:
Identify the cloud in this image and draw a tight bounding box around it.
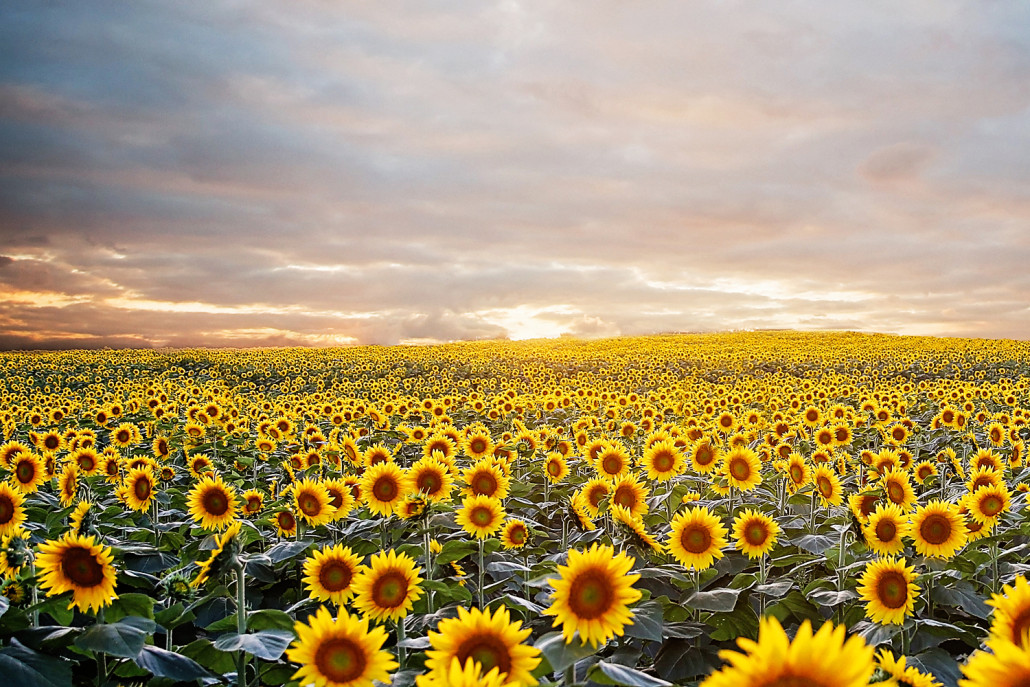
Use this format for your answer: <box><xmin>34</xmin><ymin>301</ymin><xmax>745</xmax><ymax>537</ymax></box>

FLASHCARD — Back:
<box><xmin>1</xmin><ymin>0</ymin><xmax>1029</xmax><ymax>348</ymax></box>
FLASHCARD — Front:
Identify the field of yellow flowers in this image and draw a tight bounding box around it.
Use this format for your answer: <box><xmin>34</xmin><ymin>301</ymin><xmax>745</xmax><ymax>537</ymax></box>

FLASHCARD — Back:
<box><xmin>1</xmin><ymin>331</ymin><xmax>1029</xmax><ymax>687</ymax></box>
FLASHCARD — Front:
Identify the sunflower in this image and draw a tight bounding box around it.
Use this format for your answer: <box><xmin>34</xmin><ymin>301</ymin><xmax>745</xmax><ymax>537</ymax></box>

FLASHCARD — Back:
<box><xmin>187</xmin><ymin>474</ymin><xmax>239</xmax><ymax>531</ymax></box>
<box><xmin>416</xmin><ymin>658</ymin><xmax>506</xmax><ymax>687</ymax></box>
<box><xmin>323</xmin><ymin>479</ymin><xmax>355</xmax><ymax>520</ymax></box>
<box><xmin>812</xmin><ymin>464</ymin><xmax>843</xmax><ymax>507</ymax></box>
<box><xmin>857</xmin><ymin>556</ymin><xmax>918</xmax><ymax>625</ymax></box>
<box><xmin>456</xmin><ymin>495</ymin><xmax>506</xmax><ymax>540</ymax></box>
<box><xmin>785</xmin><ymin>453</ymin><xmax>810</xmax><ymax>493</ymax></box>
<box><xmin>423</xmin><ymin>434</ymin><xmax>458</xmax><ymax>462</ymax></box>
<box><xmin>464</xmin><ymin>431</ymin><xmax>495</xmax><ymax>460</ymax></box>
<box><xmin>966</xmin><ymin>466</ymin><xmax>1003</xmax><ymax>493</ymax></box>
<box><xmin>0</xmin><ymin>442</ymin><xmax>30</xmax><ymax>469</ymax></box>
<box><xmin>914</xmin><ymin>460</ymin><xmax>938</xmax><ymax>485</ymax></box>
<box><xmin>241</xmin><ymin>489</ymin><xmax>264</xmax><ymax>517</ymax></box>
<box><xmin>611</xmin><ymin>506</ymin><xmax>664</xmax><ymax>555</ymax></box>
<box><xmin>70</xmin><ymin>447</ymin><xmax>102</xmax><ymax>477</ymax></box>
<box><xmin>987</xmin><ymin>575</ymin><xmax>1030</xmax><ymax>648</ymax></box>
<box><xmin>35</xmin><ymin>431</ymin><xmax>64</xmax><ymax>453</ymax></box>
<box><xmin>732</xmin><ymin>508</ymin><xmax>780</xmax><ymax>559</ymax></box>
<box><xmin>463</xmin><ymin>459</ymin><xmax>510</xmax><ymax>500</ymax></box>
<box><xmin>192</xmin><ymin>520</ymin><xmax>242</xmax><ymax>588</ymax></box>
<box><xmin>303</xmin><ymin>544</ymin><xmax>364</xmax><ymax>604</ymax></box>
<box><xmin>722</xmin><ymin>446</ymin><xmax>762</xmax><ymax>492</ymax></box>
<box><xmin>500</xmin><ymin>519</ymin><xmax>529</xmax><ymax>550</ymax></box>
<box><xmin>352</xmin><ymin>549</ymin><xmax>423</xmax><ymax>622</ymax></box>
<box><xmin>700</xmin><ymin>616</ymin><xmax>875</xmax><ymax>687</ymax></box>
<box><xmin>543</xmin><ymin>453</ymin><xmax>568</xmax><ymax>483</ymax></box>
<box><xmin>970</xmin><ymin>448</ymin><xmax>1004</xmax><ymax>474</ymax></box>
<box><xmin>188</xmin><ymin>453</ymin><xmax>214</xmax><ymax>478</ymax></box>
<box><xmin>287</xmin><ymin>605</ymin><xmax>397</xmax><ymax>687</ymax></box>
<box><xmin>8</xmin><ymin>452</ymin><xmax>43</xmax><ymax>494</ymax></box>
<box><xmin>641</xmin><ymin>439</ymin><xmax>684</xmax><ymax>481</ymax></box>
<box><xmin>964</xmin><ymin>483</ymin><xmax>1011</xmax><ymax>524</ymax></box>
<box><xmin>689</xmin><ymin>439</ymin><xmax>721</xmax><ymax>475</ymax></box>
<box><xmin>407</xmin><ymin>457</ymin><xmax>454</xmax><ymax>503</ymax></box>
<box><xmin>909</xmin><ymin>500</ymin><xmax>967</xmax><ymax>559</ymax></box>
<box><xmin>577</xmin><ymin>478</ymin><xmax>611</xmax><ymax>517</ymax></box>
<box><xmin>152</xmin><ymin>435</ymin><xmax>171</xmax><ymax>460</ymax></box>
<box><xmin>292</xmin><ymin>478</ymin><xmax>336</xmax><ymax>526</ymax></box>
<box><xmin>876</xmin><ymin>649</ymin><xmax>941</xmax><ymax>687</ymax></box>
<box><xmin>0</xmin><ymin>483</ymin><xmax>26</xmax><ymax>538</ymax></box>
<box><xmin>36</xmin><ymin>532</ymin><xmax>118</xmax><ymax>613</ymax></box>
<box><xmin>862</xmin><ymin>503</ymin><xmax>908</xmax><ymax>556</ymax></box>
<box><xmin>881</xmin><ymin>468</ymin><xmax>916</xmax><ymax>511</ymax></box>
<box><xmin>424</xmin><ymin>605</ymin><xmax>541</xmax><ymax>687</ymax></box>
<box><xmin>123</xmin><ymin>467</ymin><xmax>157</xmax><ymax>512</ymax></box>
<box><xmin>361</xmin><ymin>461</ymin><xmax>407</xmax><ymax>517</ymax></box>
<box><xmin>959</xmin><ymin>637</ymin><xmax>1030</xmax><ymax>687</ymax></box>
<box><xmin>110</xmin><ymin>422</ymin><xmax>137</xmax><ymax>449</ymax></box>
<box><xmin>0</xmin><ymin>529</ymin><xmax>31</xmax><ymax>578</ymax></box>
<box><xmin>667</xmin><ymin>506</ymin><xmax>727</xmax><ymax>571</ymax></box>
<box><xmin>543</xmin><ymin>542</ymin><xmax>642</xmax><ymax>647</ymax></box>
<box><xmin>363</xmin><ymin>443</ymin><xmax>394</xmax><ymax>468</ymax></box>
<box><xmin>594</xmin><ymin>444</ymin><xmax>630</xmax><ymax>481</ymax></box>
<box><xmin>275</xmin><ymin>510</ymin><xmax>298</xmax><ymax>537</ymax></box>
<box><xmin>849</xmin><ymin>492</ymin><xmax>880</xmax><ymax>522</ymax></box>
<box><xmin>609</xmin><ymin>473</ymin><xmax>649</xmax><ymax>519</ymax></box>
<box><xmin>569</xmin><ymin>495</ymin><xmax>597</xmax><ymax>532</ymax></box>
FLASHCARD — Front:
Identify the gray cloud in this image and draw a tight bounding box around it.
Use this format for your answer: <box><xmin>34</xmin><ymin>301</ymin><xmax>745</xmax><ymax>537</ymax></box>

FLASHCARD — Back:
<box><xmin>1</xmin><ymin>0</ymin><xmax>1029</xmax><ymax>348</ymax></box>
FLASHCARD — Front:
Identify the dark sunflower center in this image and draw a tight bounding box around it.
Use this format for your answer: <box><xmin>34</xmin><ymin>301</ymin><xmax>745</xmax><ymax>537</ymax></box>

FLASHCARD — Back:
<box><xmin>134</xmin><ymin>478</ymin><xmax>151</xmax><ymax>501</ymax></box>
<box><xmin>470</xmin><ymin>506</ymin><xmax>494</xmax><ymax>527</ymax></box>
<box><xmin>371</xmin><ymin>571</ymin><xmax>408</xmax><ymax>608</ymax></box>
<box><xmin>417</xmin><ymin>472</ymin><xmax>442</xmax><ymax>495</ymax></box>
<box><xmin>470</xmin><ymin>439</ymin><xmax>487</xmax><ymax>454</ymax></box>
<box><xmin>652</xmin><ymin>452</ymin><xmax>674</xmax><ymax>472</ymax></box>
<box><xmin>373</xmin><ymin>477</ymin><xmax>398</xmax><ymax>502</ymax></box>
<box><xmin>326</xmin><ymin>490</ymin><xmax>343</xmax><ymax>509</ymax></box>
<box><xmin>681</xmin><ymin>526</ymin><xmax>712</xmax><ymax>554</ymax></box>
<box><xmin>318</xmin><ymin>561</ymin><xmax>353</xmax><ymax>592</ymax></box>
<box><xmin>920</xmin><ymin>513</ymin><xmax>951</xmax><ymax>545</ymax></box>
<box><xmin>875</xmin><ymin>520</ymin><xmax>897</xmax><ymax>543</ymax></box>
<box><xmin>61</xmin><ymin>546</ymin><xmax>104</xmax><ymax>587</ymax></box>
<box><xmin>729</xmin><ymin>458</ymin><xmax>750</xmax><ymax>480</ymax></box>
<box><xmin>601</xmin><ymin>455</ymin><xmax>623</xmax><ymax>475</ymax></box>
<box><xmin>547</xmin><ymin>461</ymin><xmax>562</xmax><ymax>476</ymax></box>
<box><xmin>886</xmin><ymin>481</ymin><xmax>904</xmax><ymax>503</ymax></box>
<box><xmin>695</xmin><ymin>448</ymin><xmax>714</xmax><ymax>466</ymax></box>
<box><xmin>817</xmin><ymin>477</ymin><xmax>832</xmax><ymax>497</ymax></box>
<box><xmin>613</xmin><ymin>486</ymin><xmax>636</xmax><ymax>509</ymax></box>
<box><xmin>509</xmin><ymin>526</ymin><xmax>526</xmax><ymax>544</ymax></box>
<box><xmin>567</xmin><ymin>570</ymin><xmax>614</xmax><ymax>620</ymax></box>
<box><xmin>456</xmin><ymin>635</ymin><xmax>513</xmax><ymax>675</ymax></box>
<box><xmin>981</xmin><ymin>495</ymin><xmax>1003</xmax><ymax>516</ymax></box>
<box><xmin>0</xmin><ymin>496</ymin><xmax>13</xmax><ymax>524</ymax></box>
<box><xmin>78</xmin><ymin>456</ymin><xmax>95</xmax><ymax>471</ymax></box>
<box><xmin>202</xmin><ymin>489</ymin><xmax>229</xmax><ymax>516</ymax></box>
<box><xmin>278</xmin><ymin>512</ymin><xmax>296</xmax><ymax>530</ymax></box>
<box><xmin>16</xmin><ymin>461</ymin><xmax>35</xmax><ymax>483</ymax></box>
<box><xmin>790</xmin><ymin>465</ymin><xmax>803</xmax><ymax>483</ymax></box>
<box><xmin>44</xmin><ymin>436</ymin><xmax>60</xmax><ymax>450</ymax></box>
<box><xmin>117</xmin><ymin>431</ymin><xmax>130</xmax><ymax>443</ymax></box>
<box><xmin>472</xmin><ymin>473</ymin><xmax>497</xmax><ymax>496</ymax></box>
<box><xmin>247</xmin><ymin>496</ymin><xmax>262</xmax><ymax>511</ymax></box>
<box><xmin>876</xmin><ymin>571</ymin><xmax>908</xmax><ymax>609</ymax></box>
<box><xmin>588</xmin><ymin>487</ymin><xmax>607</xmax><ymax>508</ymax></box>
<box><xmin>299</xmin><ymin>494</ymin><xmax>322</xmax><ymax>516</ymax></box>
<box><xmin>314</xmin><ymin>637</ymin><xmax>366</xmax><ymax>683</ymax></box>
<box><xmin>745</xmin><ymin>522</ymin><xmax>769</xmax><ymax>546</ymax></box>
<box><xmin>973</xmin><ymin>477</ymin><xmax>993</xmax><ymax>491</ymax></box>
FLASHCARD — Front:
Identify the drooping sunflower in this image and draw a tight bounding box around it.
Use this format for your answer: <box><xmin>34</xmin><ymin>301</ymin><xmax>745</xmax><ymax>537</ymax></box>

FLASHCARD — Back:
<box><xmin>862</xmin><ymin>503</ymin><xmax>908</xmax><ymax>556</ymax></box>
<box><xmin>292</xmin><ymin>478</ymin><xmax>336</xmax><ymax>526</ymax></box>
<box><xmin>0</xmin><ymin>483</ymin><xmax>26</xmax><ymax>538</ymax></box>
<box><xmin>964</xmin><ymin>483</ymin><xmax>1011</xmax><ymax>524</ymax></box>
<box><xmin>689</xmin><ymin>439</ymin><xmax>721</xmax><ymax>475</ymax></box>
<box><xmin>123</xmin><ymin>467</ymin><xmax>157</xmax><ymax>512</ymax></box>
<box><xmin>611</xmin><ymin>505</ymin><xmax>664</xmax><ymax>555</ymax></box>
<box><xmin>609</xmin><ymin>473</ymin><xmax>649</xmax><ymax>519</ymax></box>
<box><xmin>424</xmin><ymin>605</ymin><xmax>541</xmax><ymax>687</ymax></box>
<box><xmin>456</xmin><ymin>495</ymin><xmax>506</xmax><ymax>540</ymax></box>
<box><xmin>407</xmin><ymin>456</ymin><xmax>454</xmax><ymax>503</ymax></box>
<box><xmin>722</xmin><ymin>446</ymin><xmax>762</xmax><ymax>492</ymax></box>
<box><xmin>500</xmin><ymin>519</ymin><xmax>529</xmax><ymax>550</ymax></box>
<box><xmin>700</xmin><ymin>616</ymin><xmax>875</xmax><ymax>687</ymax></box>
<box><xmin>192</xmin><ymin>520</ymin><xmax>242</xmax><ymax>588</ymax></box>
<box><xmin>287</xmin><ymin>605</ymin><xmax>397</xmax><ymax>687</ymax></box>
<box><xmin>812</xmin><ymin>464</ymin><xmax>843</xmax><ymax>507</ymax></box>
<box><xmin>0</xmin><ymin>529</ymin><xmax>31</xmax><ymax>578</ymax></box>
<box><xmin>641</xmin><ymin>439</ymin><xmax>684</xmax><ymax>482</ymax></box>
<box><xmin>360</xmin><ymin>461</ymin><xmax>407</xmax><ymax>517</ymax></box>
<box><xmin>857</xmin><ymin>556</ymin><xmax>919</xmax><ymax>625</ymax></box>
<box><xmin>463</xmin><ymin>459</ymin><xmax>510</xmax><ymax>500</ymax></box>
<box><xmin>543</xmin><ymin>542</ymin><xmax>642</xmax><ymax>648</ymax></box>
<box><xmin>187</xmin><ymin>474</ymin><xmax>239</xmax><ymax>531</ymax></box>
<box><xmin>303</xmin><ymin>543</ymin><xmax>364</xmax><ymax>604</ymax></box>
<box><xmin>352</xmin><ymin>549</ymin><xmax>423</xmax><ymax>622</ymax></box>
<box><xmin>667</xmin><ymin>506</ymin><xmax>727</xmax><ymax>571</ymax></box>
<box><xmin>876</xmin><ymin>649</ymin><xmax>941</xmax><ymax>687</ymax></box>
<box><xmin>909</xmin><ymin>499</ymin><xmax>967</xmax><ymax>559</ymax></box>
<box><xmin>8</xmin><ymin>452</ymin><xmax>44</xmax><ymax>494</ymax></box>
<box><xmin>543</xmin><ymin>453</ymin><xmax>569</xmax><ymax>483</ymax></box>
<box><xmin>987</xmin><ymin>575</ymin><xmax>1030</xmax><ymax>648</ymax></box>
<box><xmin>959</xmin><ymin>637</ymin><xmax>1030</xmax><ymax>687</ymax></box>
<box><xmin>732</xmin><ymin>508</ymin><xmax>780</xmax><ymax>559</ymax></box>
<box><xmin>36</xmin><ymin>532</ymin><xmax>118</xmax><ymax>613</ymax></box>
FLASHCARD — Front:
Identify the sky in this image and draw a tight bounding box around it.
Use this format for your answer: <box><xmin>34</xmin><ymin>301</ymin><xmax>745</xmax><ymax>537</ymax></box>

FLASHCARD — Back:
<box><xmin>2</xmin><ymin>0</ymin><xmax>1030</xmax><ymax>349</ymax></box>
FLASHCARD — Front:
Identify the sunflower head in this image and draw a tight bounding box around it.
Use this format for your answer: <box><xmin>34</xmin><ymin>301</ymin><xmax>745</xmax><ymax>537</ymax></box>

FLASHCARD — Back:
<box><xmin>352</xmin><ymin>549</ymin><xmax>424</xmax><ymax>622</ymax></box>
<box><xmin>303</xmin><ymin>544</ymin><xmax>364</xmax><ymax>604</ymax></box>
<box><xmin>456</xmin><ymin>495</ymin><xmax>506</xmax><ymax>540</ymax></box>
<box><xmin>732</xmin><ymin>508</ymin><xmax>780</xmax><ymax>559</ymax></box>
<box><xmin>287</xmin><ymin>605</ymin><xmax>397</xmax><ymax>687</ymax></box>
<box><xmin>857</xmin><ymin>556</ymin><xmax>919</xmax><ymax>625</ymax></box>
<box><xmin>187</xmin><ymin>474</ymin><xmax>239</xmax><ymax>531</ymax></box>
<box><xmin>425</xmin><ymin>605</ymin><xmax>541</xmax><ymax>687</ymax></box>
<box><xmin>667</xmin><ymin>505</ymin><xmax>727</xmax><ymax>571</ymax></box>
<box><xmin>36</xmin><ymin>532</ymin><xmax>119</xmax><ymax>613</ymax></box>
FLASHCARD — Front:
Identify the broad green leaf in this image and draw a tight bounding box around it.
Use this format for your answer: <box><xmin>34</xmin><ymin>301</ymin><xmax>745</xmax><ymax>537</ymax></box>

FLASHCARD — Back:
<box><xmin>0</xmin><ymin>639</ymin><xmax>74</xmax><ymax>687</ymax></box>
<box><xmin>624</xmin><ymin>600</ymin><xmax>664</xmax><ymax>642</ymax></box>
<box><xmin>589</xmin><ymin>661</ymin><xmax>672</xmax><ymax>687</ymax></box>
<box><xmin>214</xmin><ymin>630</ymin><xmax>295</xmax><ymax>661</ymax></box>
<box><xmin>534</xmin><ymin>631</ymin><xmax>598</xmax><ymax>672</ymax></box>
<box><xmin>685</xmin><ymin>588</ymin><xmax>740</xmax><ymax>612</ymax></box>
<box><xmin>134</xmin><ymin>645</ymin><xmax>216</xmax><ymax>681</ymax></box>
<box><xmin>74</xmin><ymin>616</ymin><xmax>155</xmax><ymax>658</ymax></box>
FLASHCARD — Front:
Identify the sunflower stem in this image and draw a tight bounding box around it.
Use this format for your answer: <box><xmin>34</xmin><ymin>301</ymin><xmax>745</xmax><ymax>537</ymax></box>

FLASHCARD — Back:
<box><xmin>991</xmin><ymin>540</ymin><xmax>1000</xmax><ymax>595</ymax></box>
<box><xmin>97</xmin><ymin>607</ymin><xmax>107</xmax><ymax>686</ymax></box>
<box><xmin>29</xmin><ymin>559</ymin><xmax>38</xmax><ymax>628</ymax></box>
<box><xmin>396</xmin><ymin>618</ymin><xmax>407</xmax><ymax>669</ymax></box>
<box><xmin>808</xmin><ymin>490</ymin><xmax>817</xmax><ymax>533</ymax></box>
<box><xmin>478</xmin><ymin>537</ymin><xmax>485</xmax><ymax>609</ymax></box>
<box><xmin>235</xmin><ymin>564</ymin><xmax>247</xmax><ymax>687</ymax></box>
<box><xmin>564</xmin><ymin>664</ymin><xmax>575</xmax><ymax>686</ymax></box>
<box><xmin>423</xmin><ymin>528</ymin><xmax>434</xmax><ymax>614</ymax></box>
<box><xmin>758</xmin><ymin>554</ymin><xmax>767</xmax><ymax>618</ymax></box>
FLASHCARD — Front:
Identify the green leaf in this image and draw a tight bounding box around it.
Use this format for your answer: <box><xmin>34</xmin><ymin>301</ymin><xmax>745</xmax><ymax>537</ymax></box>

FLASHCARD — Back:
<box><xmin>106</xmin><ymin>593</ymin><xmax>156</xmax><ymax>621</ymax></box>
<box><xmin>793</xmin><ymin>534</ymin><xmax>837</xmax><ymax>555</ymax></box>
<box><xmin>213</xmin><ymin>630</ymin><xmax>295</xmax><ymax>660</ymax></box>
<box><xmin>248</xmin><ymin>608</ymin><xmax>295</xmax><ymax>632</ymax></box>
<box><xmin>0</xmin><ymin>595</ymin><xmax>9</xmax><ymax>618</ymax></box>
<box><xmin>624</xmin><ymin>600</ymin><xmax>664</xmax><ymax>642</ymax></box>
<box><xmin>589</xmin><ymin>661</ymin><xmax>672</xmax><ymax>687</ymax></box>
<box><xmin>807</xmin><ymin>588</ymin><xmax>858</xmax><ymax>607</ymax></box>
<box><xmin>0</xmin><ymin>639</ymin><xmax>74</xmax><ymax>687</ymax></box>
<box><xmin>534</xmin><ymin>631</ymin><xmax>598</xmax><ymax>672</ymax></box>
<box><xmin>654</xmin><ymin>638</ymin><xmax>721</xmax><ymax>683</ymax></box>
<box><xmin>265</xmin><ymin>540</ymin><xmax>314</xmax><ymax>564</ymax></box>
<box><xmin>180</xmin><ymin>638</ymin><xmax>235</xmax><ymax>673</ymax></box>
<box><xmin>708</xmin><ymin>604</ymin><xmax>759</xmax><ymax>642</ymax></box>
<box><xmin>154</xmin><ymin>602</ymin><xmax>195</xmax><ymax>631</ymax></box>
<box><xmin>436</xmin><ymin>540</ymin><xmax>477</xmax><ymax>565</ymax></box>
<box><xmin>685</xmin><ymin>588</ymin><xmax>741</xmax><ymax>612</ymax></box>
<box><xmin>910</xmin><ymin>647</ymin><xmax>962</xmax><ymax>687</ymax></box>
<box><xmin>134</xmin><ymin>645</ymin><xmax>215</xmax><ymax>681</ymax></box>
<box><xmin>74</xmin><ymin>616</ymin><xmax>156</xmax><ymax>658</ymax></box>
<box><xmin>931</xmin><ymin>583</ymin><xmax>991</xmax><ymax>619</ymax></box>
<box><xmin>753</xmin><ymin>580</ymin><xmax>793</xmax><ymax>598</ymax></box>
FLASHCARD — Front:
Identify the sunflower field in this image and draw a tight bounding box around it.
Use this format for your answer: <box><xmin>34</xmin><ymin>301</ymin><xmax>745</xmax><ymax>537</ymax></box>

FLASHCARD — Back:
<box><xmin>1</xmin><ymin>331</ymin><xmax>1030</xmax><ymax>687</ymax></box>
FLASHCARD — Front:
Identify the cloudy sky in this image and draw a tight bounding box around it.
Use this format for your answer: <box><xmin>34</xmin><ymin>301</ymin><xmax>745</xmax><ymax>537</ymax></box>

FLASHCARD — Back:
<box><xmin>2</xmin><ymin>1</ymin><xmax>1029</xmax><ymax>348</ymax></box>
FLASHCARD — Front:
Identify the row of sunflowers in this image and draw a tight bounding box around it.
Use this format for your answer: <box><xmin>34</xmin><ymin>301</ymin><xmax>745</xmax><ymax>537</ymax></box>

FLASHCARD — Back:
<box><xmin>0</xmin><ymin>331</ymin><xmax>1028</xmax><ymax>686</ymax></box>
